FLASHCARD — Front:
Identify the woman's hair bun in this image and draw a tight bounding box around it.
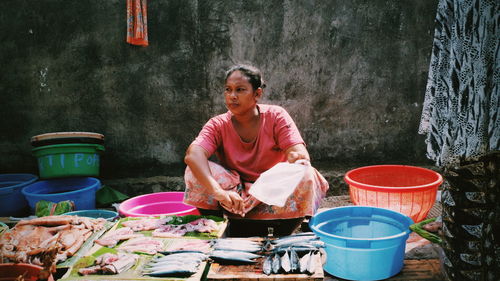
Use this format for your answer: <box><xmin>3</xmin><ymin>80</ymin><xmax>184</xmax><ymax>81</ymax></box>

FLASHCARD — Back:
<box><xmin>225</xmin><ymin>64</ymin><xmax>265</xmax><ymax>90</ymax></box>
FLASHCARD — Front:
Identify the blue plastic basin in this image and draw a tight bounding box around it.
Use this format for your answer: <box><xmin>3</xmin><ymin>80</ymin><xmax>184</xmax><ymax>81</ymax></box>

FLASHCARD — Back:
<box><xmin>309</xmin><ymin>206</ymin><xmax>413</xmax><ymax>280</ymax></box>
<box><xmin>0</xmin><ymin>174</ymin><xmax>38</xmax><ymax>216</ymax></box>
<box><xmin>64</xmin><ymin>209</ymin><xmax>118</xmax><ymax>221</ymax></box>
<box><xmin>22</xmin><ymin>177</ymin><xmax>100</xmax><ymax>212</ymax></box>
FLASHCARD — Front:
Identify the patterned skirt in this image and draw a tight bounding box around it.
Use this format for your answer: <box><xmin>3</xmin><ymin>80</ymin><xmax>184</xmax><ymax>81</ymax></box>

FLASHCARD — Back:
<box><xmin>183</xmin><ymin>161</ymin><xmax>329</xmax><ymax>219</ymax></box>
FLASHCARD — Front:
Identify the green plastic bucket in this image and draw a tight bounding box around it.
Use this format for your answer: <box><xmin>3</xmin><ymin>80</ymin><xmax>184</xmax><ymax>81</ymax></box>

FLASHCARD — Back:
<box><xmin>33</xmin><ymin>143</ymin><xmax>105</xmax><ymax>179</ymax></box>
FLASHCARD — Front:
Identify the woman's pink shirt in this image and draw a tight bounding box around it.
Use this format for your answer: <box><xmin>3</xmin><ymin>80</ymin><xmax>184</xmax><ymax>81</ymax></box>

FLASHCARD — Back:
<box><xmin>192</xmin><ymin>104</ymin><xmax>304</xmax><ymax>182</ymax></box>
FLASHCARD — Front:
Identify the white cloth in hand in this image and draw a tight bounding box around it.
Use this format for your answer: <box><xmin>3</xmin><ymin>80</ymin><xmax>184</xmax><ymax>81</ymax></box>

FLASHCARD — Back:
<box><xmin>248</xmin><ymin>161</ymin><xmax>308</xmax><ymax>207</ymax></box>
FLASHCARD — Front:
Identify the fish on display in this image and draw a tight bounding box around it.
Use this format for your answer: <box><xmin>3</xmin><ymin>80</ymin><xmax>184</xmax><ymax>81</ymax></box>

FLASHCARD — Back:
<box><xmin>213</xmin><ymin>243</ymin><xmax>262</xmax><ymax>253</ymax></box>
<box><xmin>272</xmin><ymin>233</ymin><xmax>317</xmax><ymax>240</ymax></box>
<box><xmin>272</xmin><ymin>235</ymin><xmax>320</xmax><ymax>248</ymax></box>
<box><xmin>306</xmin><ymin>251</ymin><xmax>317</xmax><ymax>274</ymax></box>
<box><xmin>164</xmin><ymin>238</ymin><xmax>211</xmax><ymax>253</ymax></box>
<box><xmin>212</xmin><ymin>238</ymin><xmax>262</xmax><ymax>246</ymax></box>
<box><xmin>159</xmin><ymin>249</ymin><xmax>205</xmax><ymax>255</ymax></box>
<box><xmin>78</xmin><ymin>253</ymin><xmax>137</xmax><ymax>275</ymax></box>
<box><xmin>212</xmin><ymin>239</ymin><xmax>262</xmax><ymax>252</ymax></box>
<box><xmin>143</xmin><ymin>252</ymin><xmax>206</xmax><ymax>278</ymax></box>
<box><xmin>280</xmin><ymin>250</ymin><xmax>291</xmax><ymax>273</ymax></box>
<box><xmin>262</xmin><ymin>255</ymin><xmax>273</xmax><ymax>275</ymax></box>
<box><xmin>152</xmin><ymin>252</ymin><xmax>207</xmax><ymax>264</ymax></box>
<box><xmin>291</xmin><ymin>232</ymin><xmax>316</xmax><ymax>236</ymax></box>
<box><xmin>271</xmin><ymin>252</ymin><xmax>281</xmax><ymax>274</ymax></box>
<box><xmin>209</xmin><ymin>250</ymin><xmax>261</xmax><ymax>264</ymax></box>
<box><xmin>145</xmin><ymin>261</ymin><xmax>199</xmax><ymax>272</ymax></box>
<box><xmin>272</xmin><ymin>232</ymin><xmax>317</xmax><ymax>241</ymax></box>
<box><xmin>145</xmin><ymin>266</ymin><xmax>198</xmax><ymax>277</ymax></box>
<box><xmin>290</xmin><ymin>248</ymin><xmax>300</xmax><ymax>272</ymax></box>
<box><xmin>299</xmin><ymin>251</ymin><xmax>311</xmax><ymax>274</ymax></box>
<box><xmin>272</xmin><ymin>244</ymin><xmax>318</xmax><ymax>254</ymax></box>
<box><xmin>304</xmin><ymin>240</ymin><xmax>325</xmax><ymax>248</ymax></box>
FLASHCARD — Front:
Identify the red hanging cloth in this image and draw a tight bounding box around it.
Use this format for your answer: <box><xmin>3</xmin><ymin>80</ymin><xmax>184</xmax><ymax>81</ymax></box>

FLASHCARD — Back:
<box><xmin>126</xmin><ymin>0</ymin><xmax>148</xmax><ymax>46</ymax></box>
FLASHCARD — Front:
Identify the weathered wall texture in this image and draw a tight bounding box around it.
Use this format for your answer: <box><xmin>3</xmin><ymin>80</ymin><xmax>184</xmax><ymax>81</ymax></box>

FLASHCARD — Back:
<box><xmin>0</xmin><ymin>0</ymin><xmax>438</xmax><ymax>180</ymax></box>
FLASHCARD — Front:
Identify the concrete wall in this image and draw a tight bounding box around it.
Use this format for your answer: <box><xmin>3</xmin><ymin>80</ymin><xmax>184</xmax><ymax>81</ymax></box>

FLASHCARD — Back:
<box><xmin>0</xmin><ymin>0</ymin><xmax>438</xmax><ymax>181</ymax></box>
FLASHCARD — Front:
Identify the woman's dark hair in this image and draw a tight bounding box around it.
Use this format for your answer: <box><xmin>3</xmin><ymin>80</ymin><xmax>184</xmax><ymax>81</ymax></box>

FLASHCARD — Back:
<box><xmin>225</xmin><ymin>64</ymin><xmax>266</xmax><ymax>90</ymax></box>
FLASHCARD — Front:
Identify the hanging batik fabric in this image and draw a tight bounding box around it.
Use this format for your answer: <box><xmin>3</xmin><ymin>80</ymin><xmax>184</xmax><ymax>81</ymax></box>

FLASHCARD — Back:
<box><xmin>126</xmin><ymin>0</ymin><xmax>148</xmax><ymax>46</ymax></box>
<box><xmin>419</xmin><ymin>0</ymin><xmax>499</xmax><ymax>167</ymax></box>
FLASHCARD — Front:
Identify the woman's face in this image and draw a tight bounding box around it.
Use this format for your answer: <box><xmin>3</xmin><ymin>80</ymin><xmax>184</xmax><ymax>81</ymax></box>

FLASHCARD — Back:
<box><xmin>224</xmin><ymin>70</ymin><xmax>261</xmax><ymax>115</ymax></box>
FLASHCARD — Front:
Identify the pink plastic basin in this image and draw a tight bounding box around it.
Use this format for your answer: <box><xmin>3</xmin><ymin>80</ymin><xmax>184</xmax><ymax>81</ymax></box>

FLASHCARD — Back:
<box><xmin>119</xmin><ymin>192</ymin><xmax>200</xmax><ymax>217</ymax></box>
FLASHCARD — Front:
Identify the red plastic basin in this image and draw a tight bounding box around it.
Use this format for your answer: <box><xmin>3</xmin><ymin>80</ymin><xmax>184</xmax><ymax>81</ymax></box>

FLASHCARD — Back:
<box><xmin>345</xmin><ymin>165</ymin><xmax>443</xmax><ymax>223</ymax></box>
<box><xmin>119</xmin><ymin>192</ymin><xmax>200</xmax><ymax>217</ymax></box>
<box><xmin>0</xmin><ymin>263</ymin><xmax>54</xmax><ymax>281</ymax></box>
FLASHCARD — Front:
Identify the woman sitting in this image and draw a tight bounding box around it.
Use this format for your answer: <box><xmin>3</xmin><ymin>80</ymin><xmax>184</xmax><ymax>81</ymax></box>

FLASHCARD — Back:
<box><xmin>183</xmin><ymin>64</ymin><xmax>329</xmax><ymax>236</ymax></box>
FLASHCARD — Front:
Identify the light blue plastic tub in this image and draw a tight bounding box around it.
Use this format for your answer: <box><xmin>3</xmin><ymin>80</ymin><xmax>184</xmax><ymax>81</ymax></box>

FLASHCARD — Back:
<box><xmin>64</xmin><ymin>209</ymin><xmax>118</xmax><ymax>221</ymax></box>
<box><xmin>309</xmin><ymin>206</ymin><xmax>413</xmax><ymax>280</ymax></box>
<box><xmin>22</xmin><ymin>177</ymin><xmax>100</xmax><ymax>212</ymax></box>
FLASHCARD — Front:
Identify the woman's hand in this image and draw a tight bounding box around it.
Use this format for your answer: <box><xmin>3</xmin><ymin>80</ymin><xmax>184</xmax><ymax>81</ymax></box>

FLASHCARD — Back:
<box><xmin>185</xmin><ymin>144</ymin><xmax>245</xmax><ymax>215</ymax></box>
<box><xmin>286</xmin><ymin>144</ymin><xmax>310</xmax><ymax>163</ymax></box>
<box><xmin>214</xmin><ymin>189</ymin><xmax>245</xmax><ymax>216</ymax></box>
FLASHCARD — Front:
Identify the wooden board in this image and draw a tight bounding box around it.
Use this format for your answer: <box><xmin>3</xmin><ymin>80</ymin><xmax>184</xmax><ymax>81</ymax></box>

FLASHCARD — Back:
<box><xmin>324</xmin><ymin>259</ymin><xmax>443</xmax><ymax>281</ymax></box>
<box><xmin>207</xmin><ymin>252</ymin><xmax>324</xmax><ymax>281</ymax></box>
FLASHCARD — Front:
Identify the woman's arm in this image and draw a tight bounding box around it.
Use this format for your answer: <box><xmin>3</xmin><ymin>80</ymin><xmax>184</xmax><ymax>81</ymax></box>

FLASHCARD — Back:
<box><xmin>184</xmin><ymin>144</ymin><xmax>245</xmax><ymax>215</ymax></box>
<box><xmin>285</xmin><ymin>143</ymin><xmax>310</xmax><ymax>163</ymax></box>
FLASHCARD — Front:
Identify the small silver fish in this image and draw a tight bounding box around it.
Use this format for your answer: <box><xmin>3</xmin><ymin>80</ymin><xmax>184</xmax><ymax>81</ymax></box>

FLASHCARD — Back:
<box><xmin>262</xmin><ymin>255</ymin><xmax>273</xmax><ymax>275</ymax></box>
<box><xmin>272</xmin><ymin>234</ymin><xmax>319</xmax><ymax>244</ymax></box>
<box><xmin>213</xmin><ymin>239</ymin><xmax>262</xmax><ymax>252</ymax></box>
<box><xmin>153</xmin><ymin>252</ymin><xmax>207</xmax><ymax>262</ymax></box>
<box><xmin>151</xmin><ymin>256</ymin><xmax>205</xmax><ymax>264</ymax></box>
<box><xmin>210</xmin><ymin>250</ymin><xmax>260</xmax><ymax>259</ymax></box>
<box><xmin>290</xmin><ymin>248</ymin><xmax>300</xmax><ymax>272</ymax></box>
<box><xmin>214</xmin><ymin>245</ymin><xmax>262</xmax><ymax>252</ymax></box>
<box><xmin>145</xmin><ymin>261</ymin><xmax>199</xmax><ymax>271</ymax></box>
<box><xmin>273</xmin><ymin>236</ymin><xmax>319</xmax><ymax>248</ymax></box>
<box><xmin>159</xmin><ymin>250</ymin><xmax>205</xmax><ymax>255</ymax></box>
<box><xmin>299</xmin><ymin>251</ymin><xmax>311</xmax><ymax>273</ymax></box>
<box><xmin>146</xmin><ymin>268</ymin><xmax>197</xmax><ymax>277</ymax></box>
<box><xmin>272</xmin><ymin>253</ymin><xmax>281</xmax><ymax>274</ymax></box>
<box><xmin>210</xmin><ymin>250</ymin><xmax>260</xmax><ymax>264</ymax></box>
<box><xmin>213</xmin><ymin>239</ymin><xmax>262</xmax><ymax>246</ymax></box>
<box><xmin>280</xmin><ymin>250</ymin><xmax>291</xmax><ymax>273</ymax></box>
<box><xmin>272</xmin><ymin>245</ymin><xmax>317</xmax><ymax>254</ymax></box>
<box><xmin>306</xmin><ymin>251</ymin><xmax>317</xmax><ymax>274</ymax></box>
<box><xmin>144</xmin><ymin>263</ymin><xmax>198</xmax><ymax>277</ymax></box>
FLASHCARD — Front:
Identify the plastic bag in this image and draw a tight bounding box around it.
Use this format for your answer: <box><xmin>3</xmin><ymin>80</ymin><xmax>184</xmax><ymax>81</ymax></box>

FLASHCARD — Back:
<box><xmin>248</xmin><ymin>161</ymin><xmax>308</xmax><ymax>207</ymax></box>
<box><xmin>35</xmin><ymin>200</ymin><xmax>75</xmax><ymax>217</ymax></box>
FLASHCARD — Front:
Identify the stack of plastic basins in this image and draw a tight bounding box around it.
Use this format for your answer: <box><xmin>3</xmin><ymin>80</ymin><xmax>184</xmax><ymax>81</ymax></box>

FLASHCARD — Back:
<box><xmin>21</xmin><ymin>132</ymin><xmax>105</xmax><ymax>213</ymax></box>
